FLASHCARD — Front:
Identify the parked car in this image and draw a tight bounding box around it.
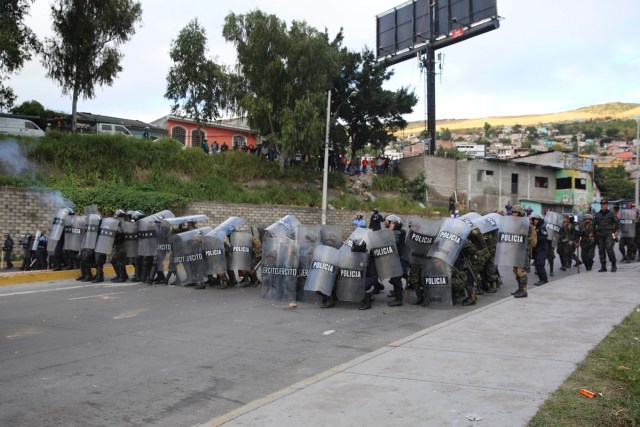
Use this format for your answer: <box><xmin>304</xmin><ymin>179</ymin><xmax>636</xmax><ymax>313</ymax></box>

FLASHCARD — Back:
<box><xmin>0</xmin><ymin>116</ymin><xmax>45</xmax><ymax>137</ymax></box>
<box><xmin>96</xmin><ymin>123</ymin><xmax>132</xmax><ymax>136</ymax></box>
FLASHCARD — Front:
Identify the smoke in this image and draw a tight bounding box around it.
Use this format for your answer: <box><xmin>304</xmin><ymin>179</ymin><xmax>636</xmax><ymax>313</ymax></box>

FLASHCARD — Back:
<box><xmin>41</xmin><ymin>190</ymin><xmax>74</xmax><ymax>209</ymax></box>
<box><xmin>0</xmin><ymin>139</ymin><xmax>34</xmax><ymax>175</ymax></box>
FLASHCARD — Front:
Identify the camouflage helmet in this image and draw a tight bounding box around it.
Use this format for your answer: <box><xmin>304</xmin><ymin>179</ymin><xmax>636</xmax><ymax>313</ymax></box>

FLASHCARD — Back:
<box><xmin>584</xmin><ymin>213</ymin><xmax>593</xmax><ymax>220</ymax></box>
<box><xmin>511</xmin><ymin>205</ymin><xmax>525</xmax><ymax>216</ymax></box>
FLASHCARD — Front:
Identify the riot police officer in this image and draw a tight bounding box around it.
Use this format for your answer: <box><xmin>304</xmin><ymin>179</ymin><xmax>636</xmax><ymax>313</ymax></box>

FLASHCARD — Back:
<box><xmin>369</xmin><ymin>209</ymin><xmax>383</xmax><ymax>231</ymax></box>
<box><xmin>594</xmin><ymin>200</ymin><xmax>619</xmax><ymax>272</ymax></box>
<box><xmin>385</xmin><ymin>214</ymin><xmax>406</xmax><ymax>307</ymax></box>
<box><xmin>531</xmin><ymin>213</ymin><xmax>549</xmax><ymax>286</ymax></box>
<box><xmin>3</xmin><ymin>233</ymin><xmax>14</xmax><ymax>269</ymax></box>
<box><xmin>510</xmin><ymin>205</ymin><xmax>536</xmax><ymax>298</ymax></box>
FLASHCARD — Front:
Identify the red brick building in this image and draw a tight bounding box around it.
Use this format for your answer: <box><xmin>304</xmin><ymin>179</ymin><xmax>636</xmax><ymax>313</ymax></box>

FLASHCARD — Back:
<box><xmin>150</xmin><ymin>115</ymin><xmax>260</xmax><ymax>149</ymax></box>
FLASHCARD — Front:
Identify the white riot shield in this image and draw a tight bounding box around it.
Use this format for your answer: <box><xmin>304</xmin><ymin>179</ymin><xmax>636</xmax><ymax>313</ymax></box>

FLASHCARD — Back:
<box><xmin>369</xmin><ymin>229</ymin><xmax>403</xmax><ymax>279</ymax></box>
<box><xmin>296</xmin><ymin>243</ymin><xmax>322</xmax><ymax>303</ymax></box>
<box><xmin>31</xmin><ymin>231</ymin><xmax>42</xmax><ymax>251</ymax></box>
<box><xmin>230</xmin><ymin>232</ymin><xmax>253</xmax><ymax>271</ymax></box>
<box><xmin>122</xmin><ymin>221</ymin><xmax>139</xmax><ymax>258</ymax></box>
<box><xmin>619</xmin><ymin>209</ymin><xmax>636</xmax><ymax>238</ymax></box>
<box><xmin>265</xmin><ymin>215</ymin><xmax>300</xmax><ymax>240</ymax></box>
<box><xmin>203</xmin><ymin>230</ymin><xmax>227</xmax><ymax>276</ymax></box>
<box><xmin>296</xmin><ymin>224</ymin><xmax>321</xmax><ymax>247</ymax></box>
<box><xmin>427</xmin><ymin>218</ymin><xmax>472</xmax><ymax>266</ymax></box>
<box><xmin>162</xmin><ymin>214</ymin><xmax>209</xmax><ymax>228</ymax></box>
<box><xmin>495</xmin><ymin>216</ymin><xmax>530</xmax><ymax>268</ymax></box>
<box><xmin>422</xmin><ymin>258</ymin><xmax>453</xmax><ymax>310</ymax></box>
<box><xmin>319</xmin><ymin>225</ymin><xmax>343</xmax><ymax>249</ymax></box>
<box><xmin>63</xmin><ymin>215</ymin><xmax>75</xmax><ymax>251</ymax></box>
<box><xmin>261</xmin><ymin>237</ymin><xmax>299</xmax><ymax>301</ymax></box>
<box><xmin>342</xmin><ymin>227</ymin><xmax>372</xmax><ymax>251</ymax></box>
<box><xmin>137</xmin><ymin>218</ymin><xmax>157</xmax><ymax>257</ymax></box>
<box><xmin>81</xmin><ymin>214</ymin><xmax>101</xmax><ymax>250</ymax></box>
<box><xmin>95</xmin><ymin>217</ymin><xmax>119</xmax><ymax>255</ymax></box>
<box><xmin>481</xmin><ymin>213</ymin><xmax>500</xmax><ymax>234</ymax></box>
<box><xmin>213</xmin><ymin>216</ymin><xmax>246</xmax><ymax>236</ymax></box>
<box><xmin>335</xmin><ymin>246</ymin><xmax>367</xmax><ymax>303</ymax></box>
<box><xmin>47</xmin><ymin>208</ymin><xmax>71</xmax><ymax>253</ymax></box>
<box><xmin>304</xmin><ymin>245</ymin><xmax>339</xmax><ymax>297</ymax></box>
<box><xmin>405</xmin><ymin>217</ymin><xmax>441</xmax><ymax>264</ymax></box>
<box><xmin>67</xmin><ymin>215</ymin><xmax>86</xmax><ymax>252</ymax></box>
<box><xmin>172</xmin><ymin>228</ymin><xmax>208</xmax><ymax>285</ymax></box>
<box><xmin>155</xmin><ymin>220</ymin><xmax>174</xmax><ymax>272</ymax></box>
<box><xmin>544</xmin><ymin>211</ymin><xmax>563</xmax><ymax>247</ymax></box>
<box><xmin>460</xmin><ymin>212</ymin><xmax>484</xmax><ymax>231</ymax></box>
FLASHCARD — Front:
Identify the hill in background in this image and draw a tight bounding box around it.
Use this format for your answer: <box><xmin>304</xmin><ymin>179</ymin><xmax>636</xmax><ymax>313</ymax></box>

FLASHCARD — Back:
<box><xmin>402</xmin><ymin>102</ymin><xmax>640</xmax><ymax>133</ymax></box>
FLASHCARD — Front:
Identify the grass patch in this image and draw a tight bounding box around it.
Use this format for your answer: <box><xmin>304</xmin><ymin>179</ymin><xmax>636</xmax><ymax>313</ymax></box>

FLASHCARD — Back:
<box><xmin>529</xmin><ymin>306</ymin><xmax>640</xmax><ymax>427</ymax></box>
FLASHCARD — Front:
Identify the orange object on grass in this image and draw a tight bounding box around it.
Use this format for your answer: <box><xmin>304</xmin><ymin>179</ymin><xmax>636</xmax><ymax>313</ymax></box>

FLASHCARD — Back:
<box><xmin>579</xmin><ymin>388</ymin><xmax>596</xmax><ymax>398</ymax></box>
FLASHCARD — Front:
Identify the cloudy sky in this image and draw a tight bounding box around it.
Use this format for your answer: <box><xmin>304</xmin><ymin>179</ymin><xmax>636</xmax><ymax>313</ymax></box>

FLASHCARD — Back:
<box><xmin>6</xmin><ymin>0</ymin><xmax>640</xmax><ymax>124</ymax></box>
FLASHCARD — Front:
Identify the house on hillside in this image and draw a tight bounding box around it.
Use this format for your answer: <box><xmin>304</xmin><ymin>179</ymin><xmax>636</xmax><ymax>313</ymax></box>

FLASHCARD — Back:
<box><xmin>150</xmin><ymin>115</ymin><xmax>260</xmax><ymax>149</ymax></box>
<box><xmin>398</xmin><ymin>152</ymin><xmax>596</xmax><ymax>215</ymax></box>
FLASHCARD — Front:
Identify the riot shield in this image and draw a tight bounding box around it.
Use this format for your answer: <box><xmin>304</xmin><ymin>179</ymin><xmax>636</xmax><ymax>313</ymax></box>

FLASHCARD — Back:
<box><xmin>81</xmin><ymin>214</ymin><xmax>101</xmax><ymax>250</ymax></box>
<box><xmin>67</xmin><ymin>215</ymin><xmax>87</xmax><ymax>252</ymax></box>
<box><xmin>405</xmin><ymin>216</ymin><xmax>441</xmax><ymax>264</ymax></box>
<box><xmin>63</xmin><ymin>214</ymin><xmax>75</xmax><ymax>251</ymax></box>
<box><xmin>619</xmin><ymin>209</ymin><xmax>636</xmax><ymax>238</ymax></box>
<box><xmin>460</xmin><ymin>212</ymin><xmax>484</xmax><ymax>231</ymax></box>
<box><xmin>47</xmin><ymin>207</ymin><xmax>71</xmax><ymax>253</ymax></box>
<box><xmin>261</xmin><ymin>237</ymin><xmax>299</xmax><ymax>301</ymax></box>
<box><xmin>229</xmin><ymin>231</ymin><xmax>253</xmax><ymax>271</ymax></box>
<box><xmin>319</xmin><ymin>225</ymin><xmax>343</xmax><ymax>249</ymax></box>
<box><xmin>213</xmin><ymin>216</ymin><xmax>246</xmax><ymax>236</ymax></box>
<box><xmin>369</xmin><ymin>228</ymin><xmax>403</xmax><ymax>279</ymax></box>
<box><xmin>95</xmin><ymin>217</ymin><xmax>119</xmax><ymax>255</ymax></box>
<box><xmin>335</xmin><ymin>245</ymin><xmax>367</xmax><ymax>302</ymax></box>
<box><xmin>264</xmin><ymin>215</ymin><xmax>300</xmax><ymax>240</ymax></box>
<box><xmin>544</xmin><ymin>211</ymin><xmax>563</xmax><ymax>247</ymax></box>
<box><xmin>342</xmin><ymin>227</ymin><xmax>372</xmax><ymax>250</ymax></box>
<box><xmin>427</xmin><ymin>218</ymin><xmax>472</xmax><ymax>266</ymax></box>
<box><xmin>296</xmin><ymin>243</ymin><xmax>322</xmax><ymax>303</ymax></box>
<box><xmin>422</xmin><ymin>258</ymin><xmax>453</xmax><ymax>310</ymax></box>
<box><xmin>495</xmin><ymin>216</ymin><xmax>530</xmax><ymax>268</ymax></box>
<box><xmin>137</xmin><ymin>217</ymin><xmax>157</xmax><ymax>257</ymax></box>
<box><xmin>31</xmin><ymin>231</ymin><xmax>42</xmax><ymax>251</ymax></box>
<box><xmin>172</xmin><ymin>228</ymin><xmax>208</xmax><ymax>286</ymax></box>
<box><xmin>296</xmin><ymin>224</ymin><xmax>321</xmax><ymax>248</ymax></box>
<box><xmin>481</xmin><ymin>213</ymin><xmax>501</xmax><ymax>234</ymax></box>
<box><xmin>304</xmin><ymin>245</ymin><xmax>339</xmax><ymax>296</ymax></box>
<box><xmin>122</xmin><ymin>221</ymin><xmax>139</xmax><ymax>258</ymax></box>
<box><xmin>203</xmin><ymin>229</ymin><xmax>227</xmax><ymax>276</ymax></box>
<box><xmin>162</xmin><ymin>214</ymin><xmax>209</xmax><ymax>228</ymax></box>
<box><xmin>156</xmin><ymin>219</ymin><xmax>175</xmax><ymax>272</ymax></box>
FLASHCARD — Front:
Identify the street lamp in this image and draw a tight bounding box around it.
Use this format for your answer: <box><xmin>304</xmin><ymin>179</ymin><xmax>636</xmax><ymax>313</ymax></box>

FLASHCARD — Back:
<box><xmin>634</xmin><ymin>116</ymin><xmax>640</xmax><ymax>209</ymax></box>
<box><xmin>321</xmin><ymin>89</ymin><xmax>357</xmax><ymax>225</ymax></box>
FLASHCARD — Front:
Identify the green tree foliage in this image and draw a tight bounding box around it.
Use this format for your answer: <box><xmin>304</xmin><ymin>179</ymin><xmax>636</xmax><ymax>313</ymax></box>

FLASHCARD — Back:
<box><xmin>9</xmin><ymin>99</ymin><xmax>64</xmax><ymax>128</ymax></box>
<box><xmin>439</xmin><ymin>128</ymin><xmax>452</xmax><ymax>141</ymax></box>
<box><xmin>0</xmin><ymin>0</ymin><xmax>40</xmax><ymax>111</ymax></box>
<box><xmin>594</xmin><ymin>166</ymin><xmax>635</xmax><ymax>200</ymax></box>
<box><xmin>436</xmin><ymin>146</ymin><xmax>467</xmax><ymax>159</ymax></box>
<box><xmin>331</xmin><ymin>49</ymin><xmax>417</xmax><ymax>156</ymax></box>
<box><xmin>223</xmin><ymin>10</ymin><xmax>341</xmax><ymax>167</ymax></box>
<box><xmin>483</xmin><ymin>122</ymin><xmax>492</xmax><ymax>138</ymax></box>
<box><xmin>165</xmin><ymin>19</ymin><xmax>226</xmax><ymax>146</ymax></box>
<box><xmin>41</xmin><ymin>0</ymin><xmax>142</xmax><ymax>132</ymax></box>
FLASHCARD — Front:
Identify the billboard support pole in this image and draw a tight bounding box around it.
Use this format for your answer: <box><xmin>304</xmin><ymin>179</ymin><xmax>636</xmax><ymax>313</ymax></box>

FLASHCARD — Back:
<box><xmin>426</xmin><ymin>47</ymin><xmax>436</xmax><ymax>155</ymax></box>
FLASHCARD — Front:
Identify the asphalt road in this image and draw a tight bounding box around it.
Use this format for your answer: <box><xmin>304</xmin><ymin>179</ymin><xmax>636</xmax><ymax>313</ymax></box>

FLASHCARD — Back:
<box><xmin>0</xmin><ymin>259</ymin><xmax>579</xmax><ymax>427</ymax></box>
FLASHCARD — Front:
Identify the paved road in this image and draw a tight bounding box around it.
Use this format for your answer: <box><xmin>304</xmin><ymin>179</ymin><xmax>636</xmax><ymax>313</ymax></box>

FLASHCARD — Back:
<box><xmin>0</xmin><ymin>260</ymin><xmax>581</xmax><ymax>427</ymax></box>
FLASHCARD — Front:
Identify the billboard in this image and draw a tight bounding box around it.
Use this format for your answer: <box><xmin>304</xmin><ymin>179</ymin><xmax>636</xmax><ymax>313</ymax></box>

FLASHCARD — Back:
<box><xmin>376</xmin><ymin>0</ymin><xmax>498</xmax><ymax>61</ymax></box>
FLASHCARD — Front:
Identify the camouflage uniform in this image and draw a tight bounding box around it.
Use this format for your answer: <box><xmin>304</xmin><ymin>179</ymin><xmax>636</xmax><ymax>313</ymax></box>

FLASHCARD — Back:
<box><xmin>578</xmin><ymin>215</ymin><xmax>596</xmax><ymax>271</ymax></box>
<box><xmin>481</xmin><ymin>229</ymin><xmax>500</xmax><ymax>292</ymax></box>
<box><xmin>457</xmin><ymin>239</ymin><xmax>482</xmax><ymax>305</ymax></box>
<box><xmin>593</xmin><ymin>201</ymin><xmax>619</xmax><ymax>271</ymax></box>
<box><xmin>558</xmin><ymin>216</ymin><xmax>577</xmax><ymax>270</ymax></box>
<box><xmin>239</xmin><ymin>235</ymin><xmax>262</xmax><ymax>287</ymax></box>
<box><xmin>512</xmin><ymin>205</ymin><xmax>536</xmax><ymax>298</ymax></box>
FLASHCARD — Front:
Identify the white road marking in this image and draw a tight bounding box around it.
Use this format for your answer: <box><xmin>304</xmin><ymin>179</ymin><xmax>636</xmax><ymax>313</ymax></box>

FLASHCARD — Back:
<box><xmin>68</xmin><ymin>292</ymin><xmax>126</xmax><ymax>300</ymax></box>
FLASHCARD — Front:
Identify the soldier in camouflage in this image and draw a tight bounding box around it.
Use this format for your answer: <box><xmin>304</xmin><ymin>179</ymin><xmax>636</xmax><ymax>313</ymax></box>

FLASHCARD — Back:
<box><xmin>481</xmin><ymin>226</ymin><xmax>500</xmax><ymax>292</ymax></box>
<box><xmin>511</xmin><ymin>205</ymin><xmax>536</xmax><ymax>298</ymax></box>
<box><xmin>578</xmin><ymin>213</ymin><xmax>596</xmax><ymax>271</ymax></box>
<box><xmin>594</xmin><ymin>200</ymin><xmax>619</xmax><ymax>272</ymax></box>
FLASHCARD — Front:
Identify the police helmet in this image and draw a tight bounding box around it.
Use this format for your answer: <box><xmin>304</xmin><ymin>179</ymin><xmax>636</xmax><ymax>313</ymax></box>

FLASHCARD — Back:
<box><xmin>511</xmin><ymin>205</ymin><xmax>525</xmax><ymax>216</ymax></box>
<box><xmin>114</xmin><ymin>209</ymin><xmax>126</xmax><ymax>218</ymax></box>
<box><xmin>584</xmin><ymin>214</ymin><xmax>593</xmax><ymax>220</ymax></box>
<box><xmin>67</xmin><ymin>208</ymin><xmax>75</xmax><ymax>216</ymax></box>
<box><xmin>131</xmin><ymin>210</ymin><xmax>145</xmax><ymax>221</ymax></box>
<box><xmin>385</xmin><ymin>214</ymin><xmax>402</xmax><ymax>225</ymax></box>
<box><xmin>373</xmin><ymin>208</ymin><xmax>379</xmax><ymax>214</ymax></box>
<box><xmin>356</xmin><ymin>212</ymin><xmax>363</xmax><ymax>218</ymax></box>
<box><xmin>531</xmin><ymin>213</ymin><xmax>543</xmax><ymax>220</ymax></box>
<box><xmin>351</xmin><ymin>239</ymin><xmax>367</xmax><ymax>253</ymax></box>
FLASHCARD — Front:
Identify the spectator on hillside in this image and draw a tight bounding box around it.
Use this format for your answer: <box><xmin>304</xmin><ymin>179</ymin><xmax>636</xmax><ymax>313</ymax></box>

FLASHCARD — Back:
<box><xmin>220</xmin><ymin>142</ymin><xmax>229</xmax><ymax>152</ymax></box>
<box><xmin>201</xmin><ymin>139</ymin><xmax>210</xmax><ymax>155</ymax></box>
<box><xmin>211</xmin><ymin>140</ymin><xmax>219</xmax><ymax>154</ymax></box>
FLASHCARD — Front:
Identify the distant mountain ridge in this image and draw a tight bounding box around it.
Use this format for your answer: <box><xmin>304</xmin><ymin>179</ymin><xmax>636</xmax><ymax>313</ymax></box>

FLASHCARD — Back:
<box><xmin>403</xmin><ymin>102</ymin><xmax>640</xmax><ymax>132</ymax></box>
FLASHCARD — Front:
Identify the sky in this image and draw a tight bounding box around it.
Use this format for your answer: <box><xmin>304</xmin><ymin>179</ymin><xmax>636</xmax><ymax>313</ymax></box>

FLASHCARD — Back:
<box><xmin>5</xmin><ymin>0</ymin><xmax>640</xmax><ymax>125</ymax></box>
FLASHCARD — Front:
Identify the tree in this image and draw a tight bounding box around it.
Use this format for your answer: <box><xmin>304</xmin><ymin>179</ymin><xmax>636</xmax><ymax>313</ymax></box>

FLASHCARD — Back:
<box><xmin>483</xmin><ymin>122</ymin><xmax>492</xmax><ymax>138</ymax></box>
<box><xmin>9</xmin><ymin>99</ymin><xmax>62</xmax><ymax>128</ymax></box>
<box><xmin>594</xmin><ymin>166</ymin><xmax>635</xmax><ymax>200</ymax></box>
<box><xmin>41</xmin><ymin>0</ymin><xmax>142</xmax><ymax>132</ymax></box>
<box><xmin>439</xmin><ymin>127</ymin><xmax>452</xmax><ymax>141</ymax></box>
<box><xmin>223</xmin><ymin>10</ymin><xmax>341</xmax><ymax>167</ymax></box>
<box><xmin>331</xmin><ymin>49</ymin><xmax>417</xmax><ymax>155</ymax></box>
<box><xmin>0</xmin><ymin>0</ymin><xmax>40</xmax><ymax>111</ymax></box>
<box><xmin>165</xmin><ymin>19</ymin><xmax>226</xmax><ymax>146</ymax></box>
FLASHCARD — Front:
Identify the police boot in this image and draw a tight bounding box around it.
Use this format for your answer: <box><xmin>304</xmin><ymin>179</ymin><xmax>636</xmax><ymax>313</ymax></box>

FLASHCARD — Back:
<box><xmin>227</xmin><ymin>270</ymin><xmax>238</xmax><ymax>287</ymax></box>
<box><xmin>91</xmin><ymin>265</ymin><xmax>104</xmax><ymax>283</ymax></box>
<box><xmin>462</xmin><ymin>291</ymin><xmax>476</xmax><ymax>306</ymax></box>
<box><xmin>373</xmin><ymin>280</ymin><xmax>385</xmax><ymax>295</ymax></box>
<box><xmin>573</xmin><ymin>255</ymin><xmax>582</xmax><ymax>267</ymax></box>
<box><xmin>249</xmin><ymin>270</ymin><xmax>260</xmax><ymax>287</ymax></box>
<box><xmin>485</xmin><ymin>281</ymin><xmax>497</xmax><ymax>293</ymax></box>
<box><xmin>154</xmin><ymin>271</ymin><xmax>166</xmax><ymax>284</ymax></box>
<box><xmin>165</xmin><ymin>271</ymin><xmax>173</xmax><ymax>285</ymax></box>
<box><xmin>320</xmin><ymin>295</ymin><xmax>335</xmax><ymax>308</ymax></box>
<box><xmin>387</xmin><ymin>282</ymin><xmax>403</xmax><ymax>307</ymax></box>
<box><xmin>358</xmin><ymin>293</ymin><xmax>372</xmax><ymax>310</ymax></box>
<box><xmin>549</xmin><ymin>265</ymin><xmax>554</xmax><ymax>276</ymax></box>
<box><xmin>611</xmin><ymin>262</ymin><xmax>617</xmax><ymax>272</ymax></box>
<box><xmin>75</xmin><ymin>265</ymin><xmax>86</xmax><ymax>281</ymax></box>
<box><xmin>411</xmin><ymin>287</ymin><xmax>424</xmax><ymax>305</ymax></box>
<box><xmin>238</xmin><ymin>271</ymin><xmax>250</xmax><ymax>287</ymax></box>
<box><xmin>195</xmin><ymin>281</ymin><xmax>207</xmax><ymax>289</ymax></box>
<box><xmin>513</xmin><ymin>284</ymin><xmax>527</xmax><ymax>298</ymax></box>
<box><xmin>146</xmin><ymin>264</ymin><xmax>157</xmax><ymax>284</ymax></box>
<box><xmin>214</xmin><ymin>275</ymin><xmax>229</xmax><ymax>289</ymax></box>
<box><xmin>598</xmin><ymin>265</ymin><xmax>607</xmax><ymax>272</ymax></box>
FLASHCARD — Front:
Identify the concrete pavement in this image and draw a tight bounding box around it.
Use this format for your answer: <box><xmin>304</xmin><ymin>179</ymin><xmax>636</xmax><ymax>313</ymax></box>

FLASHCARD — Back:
<box><xmin>202</xmin><ymin>262</ymin><xmax>640</xmax><ymax>427</ymax></box>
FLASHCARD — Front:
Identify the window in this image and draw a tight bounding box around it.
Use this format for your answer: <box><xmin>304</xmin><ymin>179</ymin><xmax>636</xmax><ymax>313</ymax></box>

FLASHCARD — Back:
<box><xmin>575</xmin><ymin>178</ymin><xmax>587</xmax><ymax>190</ymax></box>
<box><xmin>191</xmin><ymin>129</ymin><xmax>205</xmax><ymax>146</ymax></box>
<box><xmin>511</xmin><ymin>173</ymin><xmax>518</xmax><ymax>194</ymax></box>
<box><xmin>102</xmin><ymin>124</ymin><xmax>112</xmax><ymax>131</ymax></box>
<box><xmin>171</xmin><ymin>126</ymin><xmax>186</xmax><ymax>146</ymax></box>
<box><xmin>114</xmin><ymin>125</ymin><xmax>129</xmax><ymax>135</ymax></box>
<box><xmin>534</xmin><ymin>176</ymin><xmax>548</xmax><ymax>188</ymax></box>
<box><xmin>233</xmin><ymin>135</ymin><xmax>247</xmax><ymax>148</ymax></box>
<box><xmin>556</xmin><ymin>177</ymin><xmax>571</xmax><ymax>190</ymax></box>
<box><xmin>25</xmin><ymin>122</ymin><xmax>37</xmax><ymax>130</ymax></box>
<box><xmin>476</xmin><ymin>169</ymin><xmax>494</xmax><ymax>182</ymax></box>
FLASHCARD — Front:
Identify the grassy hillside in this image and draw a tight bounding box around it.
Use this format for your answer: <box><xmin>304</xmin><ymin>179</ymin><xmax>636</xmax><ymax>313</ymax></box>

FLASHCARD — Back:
<box><xmin>402</xmin><ymin>102</ymin><xmax>640</xmax><ymax>133</ymax></box>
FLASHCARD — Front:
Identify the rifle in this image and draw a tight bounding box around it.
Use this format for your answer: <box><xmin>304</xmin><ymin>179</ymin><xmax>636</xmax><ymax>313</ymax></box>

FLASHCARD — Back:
<box><xmin>462</xmin><ymin>255</ymin><xmax>484</xmax><ymax>295</ymax></box>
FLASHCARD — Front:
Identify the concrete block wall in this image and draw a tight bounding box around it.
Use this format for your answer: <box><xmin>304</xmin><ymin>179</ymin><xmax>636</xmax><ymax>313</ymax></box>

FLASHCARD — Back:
<box><xmin>0</xmin><ymin>187</ymin><xmax>367</xmax><ymax>241</ymax></box>
<box><xmin>398</xmin><ymin>155</ymin><xmax>457</xmax><ymax>204</ymax></box>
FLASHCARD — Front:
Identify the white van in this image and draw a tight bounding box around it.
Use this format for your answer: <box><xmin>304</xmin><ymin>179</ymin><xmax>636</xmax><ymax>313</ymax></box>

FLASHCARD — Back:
<box><xmin>0</xmin><ymin>117</ymin><xmax>45</xmax><ymax>137</ymax></box>
<box><xmin>96</xmin><ymin>123</ymin><xmax>132</xmax><ymax>136</ymax></box>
